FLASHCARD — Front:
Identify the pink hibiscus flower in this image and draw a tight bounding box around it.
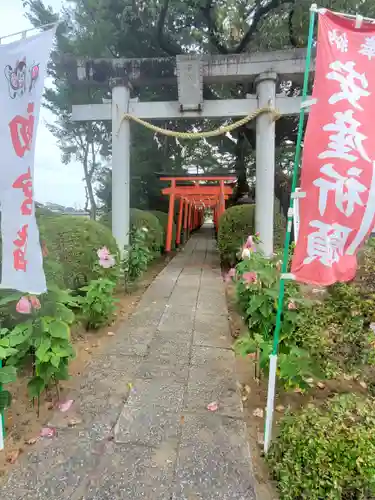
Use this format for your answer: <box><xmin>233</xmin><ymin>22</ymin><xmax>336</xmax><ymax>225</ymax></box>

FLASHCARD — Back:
<box><xmin>16</xmin><ymin>296</ymin><xmax>32</xmax><ymax>314</ymax></box>
<box><xmin>97</xmin><ymin>247</ymin><xmax>116</xmax><ymax>268</ymax></box>
<box><xmin>243</xmin><ymin>272</ymin><xmax>257</xmax><ymax>285</ymax></box>
<box><xmin>29</xmin><ymin>295</ymin><xmax>41</xmax><ymax>310</ymax></box>
<box><xmin>245</xmin><ymin>235</ymin><xmax>257</xmax><ymax>252</ymax></box>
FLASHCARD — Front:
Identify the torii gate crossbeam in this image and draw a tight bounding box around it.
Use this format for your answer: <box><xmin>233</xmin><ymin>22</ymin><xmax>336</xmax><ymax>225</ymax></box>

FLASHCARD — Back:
<box><xmin>70</xmin><ymin>50</ymin><xmax>313</xmax><ymax>255</ymax></box>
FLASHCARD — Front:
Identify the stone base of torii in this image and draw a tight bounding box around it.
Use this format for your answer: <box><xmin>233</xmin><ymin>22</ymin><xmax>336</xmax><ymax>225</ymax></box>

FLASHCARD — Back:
<box><xmin>70</xmin><ymin>50</ymin><xmax>312</xmax><ymax>255</ymax></box>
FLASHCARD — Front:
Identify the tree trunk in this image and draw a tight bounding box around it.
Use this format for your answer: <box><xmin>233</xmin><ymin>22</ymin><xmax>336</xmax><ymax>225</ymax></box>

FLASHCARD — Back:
<box><xmin>82</xmin><ymin>140</ymin><xmax>97</xmax><ymax>220</ymax></box>
<box><xmin>233</xmin><ymin>133</ymin><xmax>249</xmax><ymax>202</ymax></box>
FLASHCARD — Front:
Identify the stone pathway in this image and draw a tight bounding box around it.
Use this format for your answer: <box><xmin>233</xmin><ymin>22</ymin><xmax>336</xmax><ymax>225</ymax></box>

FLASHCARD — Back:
<box><xmin>1</xmin><ymin>225</ymin><xmax>256</xmax><ymax>500</ymax></box>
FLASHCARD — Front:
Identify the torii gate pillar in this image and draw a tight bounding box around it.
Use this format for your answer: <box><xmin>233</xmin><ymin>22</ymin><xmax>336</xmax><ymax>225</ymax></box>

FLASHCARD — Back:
<box><xmin>255</xmin><ymin>72</ymin><xmax>277</xmax><ymax>257</ymax></box>
<box><xmin>111</xmin><ymin>78</ymin><xmax>131</xmax><ymax>253</ymax></box>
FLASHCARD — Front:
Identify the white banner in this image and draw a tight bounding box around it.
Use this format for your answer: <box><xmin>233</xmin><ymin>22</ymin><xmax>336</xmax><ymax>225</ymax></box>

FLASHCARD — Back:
<box><xmin>0</xmin><ymin>28</ymin><xmax>56</xmax><ymax>294</ymax></box>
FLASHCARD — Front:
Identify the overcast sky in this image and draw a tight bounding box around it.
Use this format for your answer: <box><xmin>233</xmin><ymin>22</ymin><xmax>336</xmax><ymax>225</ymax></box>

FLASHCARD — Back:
<box><xmin>1</xmin><ymin>0</ymin><xmax>86</xmax><ymax>208</ymax></box>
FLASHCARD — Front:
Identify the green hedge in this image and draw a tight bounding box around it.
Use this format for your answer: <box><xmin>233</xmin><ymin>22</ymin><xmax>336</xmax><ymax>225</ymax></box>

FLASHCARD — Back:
<box><xmin>274</xmin><ymin>200</ymin><xmax>286</xmax><ymax>250</ymax></box>
<box><xmin>217</xmin><ymin>204</ymin><xmax>256</xmax><ymax>265</ymax></box>
<box><xmin>150</xmin><ymin>210</ymin><xmax>177</xmax><ymax>250</ymax></box>
<box><xmin>100</xmin><ymin>209</ymin><xmax>164</xmax><ymax>256</ymax></box>
<box><xmin>38</xmin><ymin>215</ymin><xmax>119</xmax><ymax>289</ymax></box>
<box><xmin>217</xmin><ymin>203</ymin><xmax>286</xmax><ymax>264</ymax></box>
<box><xmin>268</xmin><ymin>394</ymin><xmax>375</xmax><ymax>500</ymax></box>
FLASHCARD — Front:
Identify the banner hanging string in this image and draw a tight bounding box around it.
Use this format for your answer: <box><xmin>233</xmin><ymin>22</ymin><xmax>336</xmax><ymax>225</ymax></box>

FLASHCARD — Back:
<box><xmin>0</xmin><ymin>21</ymin><xmax>58</xmax><ymax>45</ymax></box>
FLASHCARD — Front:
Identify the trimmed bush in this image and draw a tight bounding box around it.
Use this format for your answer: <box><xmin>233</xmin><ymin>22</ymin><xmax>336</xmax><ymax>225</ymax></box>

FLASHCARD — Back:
<box><xmin>268</xmin><ymin>394</ymin><xmax>375</xmax><ymax>500</ymax></box>
<box><xmin>130</xmin><ymin>209</ymin><xmax>164</xmax><ymax>255</ymax></box>
<box><xmin>150</xmin><ymin>210</ymin><xmax>177</xmax><ymax>250</ymax></box>
<box><xmin>273</xmin><ymin>202</ymin><xmax>286</xmax><ymax>250</ymax></box>
<box><xmin>100</xmin><ymin>209</ymin><xmax>164</xmax><ymax>256</ymax></box>
<box><xmin>39</xmin><ymin>215</ymin><xmax>119</xmax><ymax>289</ymax></box>
<box><xmin>218</xmin><ymin>204</ymin><xmax>256</xmax><ymax>265</ymax></box>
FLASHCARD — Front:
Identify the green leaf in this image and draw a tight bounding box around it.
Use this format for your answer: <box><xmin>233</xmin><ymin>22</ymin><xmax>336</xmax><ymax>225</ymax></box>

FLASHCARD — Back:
<box><xmin>54</xmin><ymin>362</ymin><xmax>70</xmax><ymax>381</ymax></box>
<box><xmin>8</xmin><ymin>323</ymin><xmax>32</xmax><ymax>347</ymax></box>
<box><xmin>49</xmin><ymin>320</ymin><xmax>70</xmax><ymax>340</ymax></box>
<box><xmin>27</xmin><ymin>376</ymin><xmax>45</xmax><ymax>398</ymax></box>
<box><xmin>55</xmin><ymin>303</ymin><xmax>75</xmax><ymax>324</ymax></box>
<box><xmin>51</xmin><ymin>341</ymin><xmax>74</xmax><ymax>358</ymax></box>
<box><xmin>0</xmin><ymin>292</ymin><xmax>23</xmax><ymax>306</ymax></box>
<box><xmin>0</xmin><ymin>390</ymin><xmax>12</xmax><ymax>411</ymax></box>
<box><xmin>0</xmin><ymin>365</ymin><xmax>17</xmax><ymax>384</ymax></box>
<box><xmin>50</xmin><ymin>354</ymin><xmax>60</xmax><ymax>368</ymax></box>
<box><xmin>35</xmin><ymin>338</ymin><xmax>52</xmax><ymax>361</ymax></box>
<box><xmin>0</xmin><ymin>347</ymin><xmax>8</xmax><ymax>360</ymax></box>
<box><xmin>0</xmin><ymin>346</ymin><xmax>18</xmax><ymax>360</ymax></box>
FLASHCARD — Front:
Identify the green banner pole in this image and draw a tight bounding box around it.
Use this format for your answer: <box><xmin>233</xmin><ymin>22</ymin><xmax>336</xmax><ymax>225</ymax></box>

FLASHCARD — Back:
<box><xmin>263</xmin><ymin>3</ymin><xmax>318</xmax><ymax>454</ymax></box>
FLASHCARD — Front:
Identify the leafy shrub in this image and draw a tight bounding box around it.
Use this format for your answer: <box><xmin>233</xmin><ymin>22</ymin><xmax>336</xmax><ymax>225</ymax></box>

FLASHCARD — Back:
<box><xmin>0</xmin><ymin>287</ymin><xmax>77</xmax><ymax>409</ymax></box>
<box><xmin>39</xmin><ymin>215</ymin><xmax>119</xmax><ymax>289</ymax></box>
<box><xmin>150</xmin><ymin>210</ymin><xmax>177</xmax><ymax>250</ymax></box>
<box><xmin>100</xmin><ymin>209</ymin><xmax>163</xmax><ymax>256</ymax></box>
<box><xmin>123</xmin><ymin>227</ymin><xmax>152</xmax><ymax>290</ymax></box>
<box><xmin>218</xmin><ymin>204</ymin><xmax>256</xmax><ymax>265</ymax></box>
<box><xmin>268</xmin><ymin>394</ymin><xmax>375</xmax><ymax>500</ymax></box>
<box><xmin>233</xmin><ymin>250</ymin><xmax>319</xmax><ymax>389</ymax></box>
<box><xmin>355</xmin><ymin>238</ymin><xmax>375</xmax><ymax>295</ymax></box>
<box><xmin>273</xmin><ymin>209</ymin><xmax>286</xmax><ymax>250</ymax></box>
<box><xmin>0</xmin><ymin>211</ymin><xmax>66</xmax><ymax>288</ymax></box>
<box><xmin>79</xmin><ymin>279</ymin><xmax>117</xmax><ymax>330</ymax></box>
<box><xmin>294</xmin><ymin>282</ymin><xmax>375</xmax><ymax>377</ymax></box>
<box><xmin>130</xmin><ymin>209</ymin><xmax>163</xmax><ymax>255</ymax></box>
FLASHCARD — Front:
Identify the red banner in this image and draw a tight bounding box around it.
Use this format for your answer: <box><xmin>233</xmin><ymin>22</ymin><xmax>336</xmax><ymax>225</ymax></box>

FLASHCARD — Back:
<box><xmin>291</xmin><ymin>10</ymin><xmax>375</xmax><ymax>286</ymax></box>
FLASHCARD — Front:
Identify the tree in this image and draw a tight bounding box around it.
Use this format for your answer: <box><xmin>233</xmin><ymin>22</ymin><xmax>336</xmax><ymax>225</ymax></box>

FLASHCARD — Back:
<box><xmin>25</xmin><ymin>0</ymin><xmax>375</xmax><ymax>216</ymax></box>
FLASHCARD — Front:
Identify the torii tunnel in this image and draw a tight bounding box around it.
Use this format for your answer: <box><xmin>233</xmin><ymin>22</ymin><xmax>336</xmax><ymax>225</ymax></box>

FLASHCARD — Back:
<box><xmin>160</xmin><ymin>175</ymin><xmax>236</xmax><ymax>252</ymax></box>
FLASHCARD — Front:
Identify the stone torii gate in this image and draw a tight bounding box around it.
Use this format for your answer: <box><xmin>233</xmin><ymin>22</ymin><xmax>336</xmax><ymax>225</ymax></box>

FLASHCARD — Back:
<box><xmin>70</xmin><ymin>49</ymin><xmax>312</xmax><ymax>255</ymax></box>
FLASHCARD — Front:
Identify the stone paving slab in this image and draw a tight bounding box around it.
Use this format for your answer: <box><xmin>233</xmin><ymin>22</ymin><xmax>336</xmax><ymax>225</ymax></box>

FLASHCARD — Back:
<box><xmin>193</xmin><ymin>312</ymin><xmax>231</xmax><ymax>348</ymax></box>
<box><xmin>0</xmin><ymin>226</ymin><xmax>255</xmax><ymax>500</ymax></box>
<box><xmin>83</xmin><ymin>442</ymin><xmax>177</xmax><ymax>500</ymax></box>
<box><xmin>185</xmin><ymin>364</ymin><xmax>243</xmax><ymax>418</ymax></box>
<box><xmin>172</xmin><ymin>413</ymin><xmax>256</xmax><ymax>500</ymax></box>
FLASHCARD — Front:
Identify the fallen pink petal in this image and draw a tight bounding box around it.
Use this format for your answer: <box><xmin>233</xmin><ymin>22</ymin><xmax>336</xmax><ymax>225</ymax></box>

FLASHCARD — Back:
<box><xmin>16</xmin><ymin>296</ymin><xmax>32</xmax><ymax>314</ymax></box>
<box><xmin>288</xmin><ymin>300</ymin><xmax>297</xmax><ymax>310</ymax></box>
<box><xmin>40</xmin><ymin>427</ymin><xmax>56</xmax><ymax>438</ymax></box>
<box><xmin>207</xmin><ymin>401</ymin><xmax>219</xmax><ymax>412</ymax></box>
<box><xmin>58</xmin><ymin>399</ymin><xmax>74</xmax><ymax>412</ymax></box>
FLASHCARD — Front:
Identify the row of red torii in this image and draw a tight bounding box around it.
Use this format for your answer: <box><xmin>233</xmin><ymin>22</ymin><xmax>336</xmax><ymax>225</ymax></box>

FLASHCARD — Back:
<box><xmin>161</xmin><ymin>175</ymin><xmax>236</xmax><ymax>251</ymax></box>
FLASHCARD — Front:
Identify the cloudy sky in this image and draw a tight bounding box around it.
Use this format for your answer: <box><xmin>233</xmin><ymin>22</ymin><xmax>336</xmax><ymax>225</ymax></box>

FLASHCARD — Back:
<box><xmin>1</xmin><ymin>0</ymin><xmax>86</xmax><ymax>208</ymax></box>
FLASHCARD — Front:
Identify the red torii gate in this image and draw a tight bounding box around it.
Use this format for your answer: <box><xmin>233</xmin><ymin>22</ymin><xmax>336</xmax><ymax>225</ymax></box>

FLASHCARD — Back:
<box><xmin>160</xmin><ymin>176</ymin><xmax>236</xmax><ymax>252</ymax></box>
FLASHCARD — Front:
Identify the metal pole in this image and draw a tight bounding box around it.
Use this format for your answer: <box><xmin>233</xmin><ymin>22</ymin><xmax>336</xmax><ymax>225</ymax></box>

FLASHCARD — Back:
<box><xmin>263</xmin><ymin>4</ymin><xmax>317</xmax><ymax>454</ymax></box>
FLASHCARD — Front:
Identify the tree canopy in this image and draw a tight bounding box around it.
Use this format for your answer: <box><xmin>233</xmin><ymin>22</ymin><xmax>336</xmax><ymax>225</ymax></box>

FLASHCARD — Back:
<box><xmin>24</xmin><ymin>0</ymin><xmax>375</xmax><ymax>216</ymax></box>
